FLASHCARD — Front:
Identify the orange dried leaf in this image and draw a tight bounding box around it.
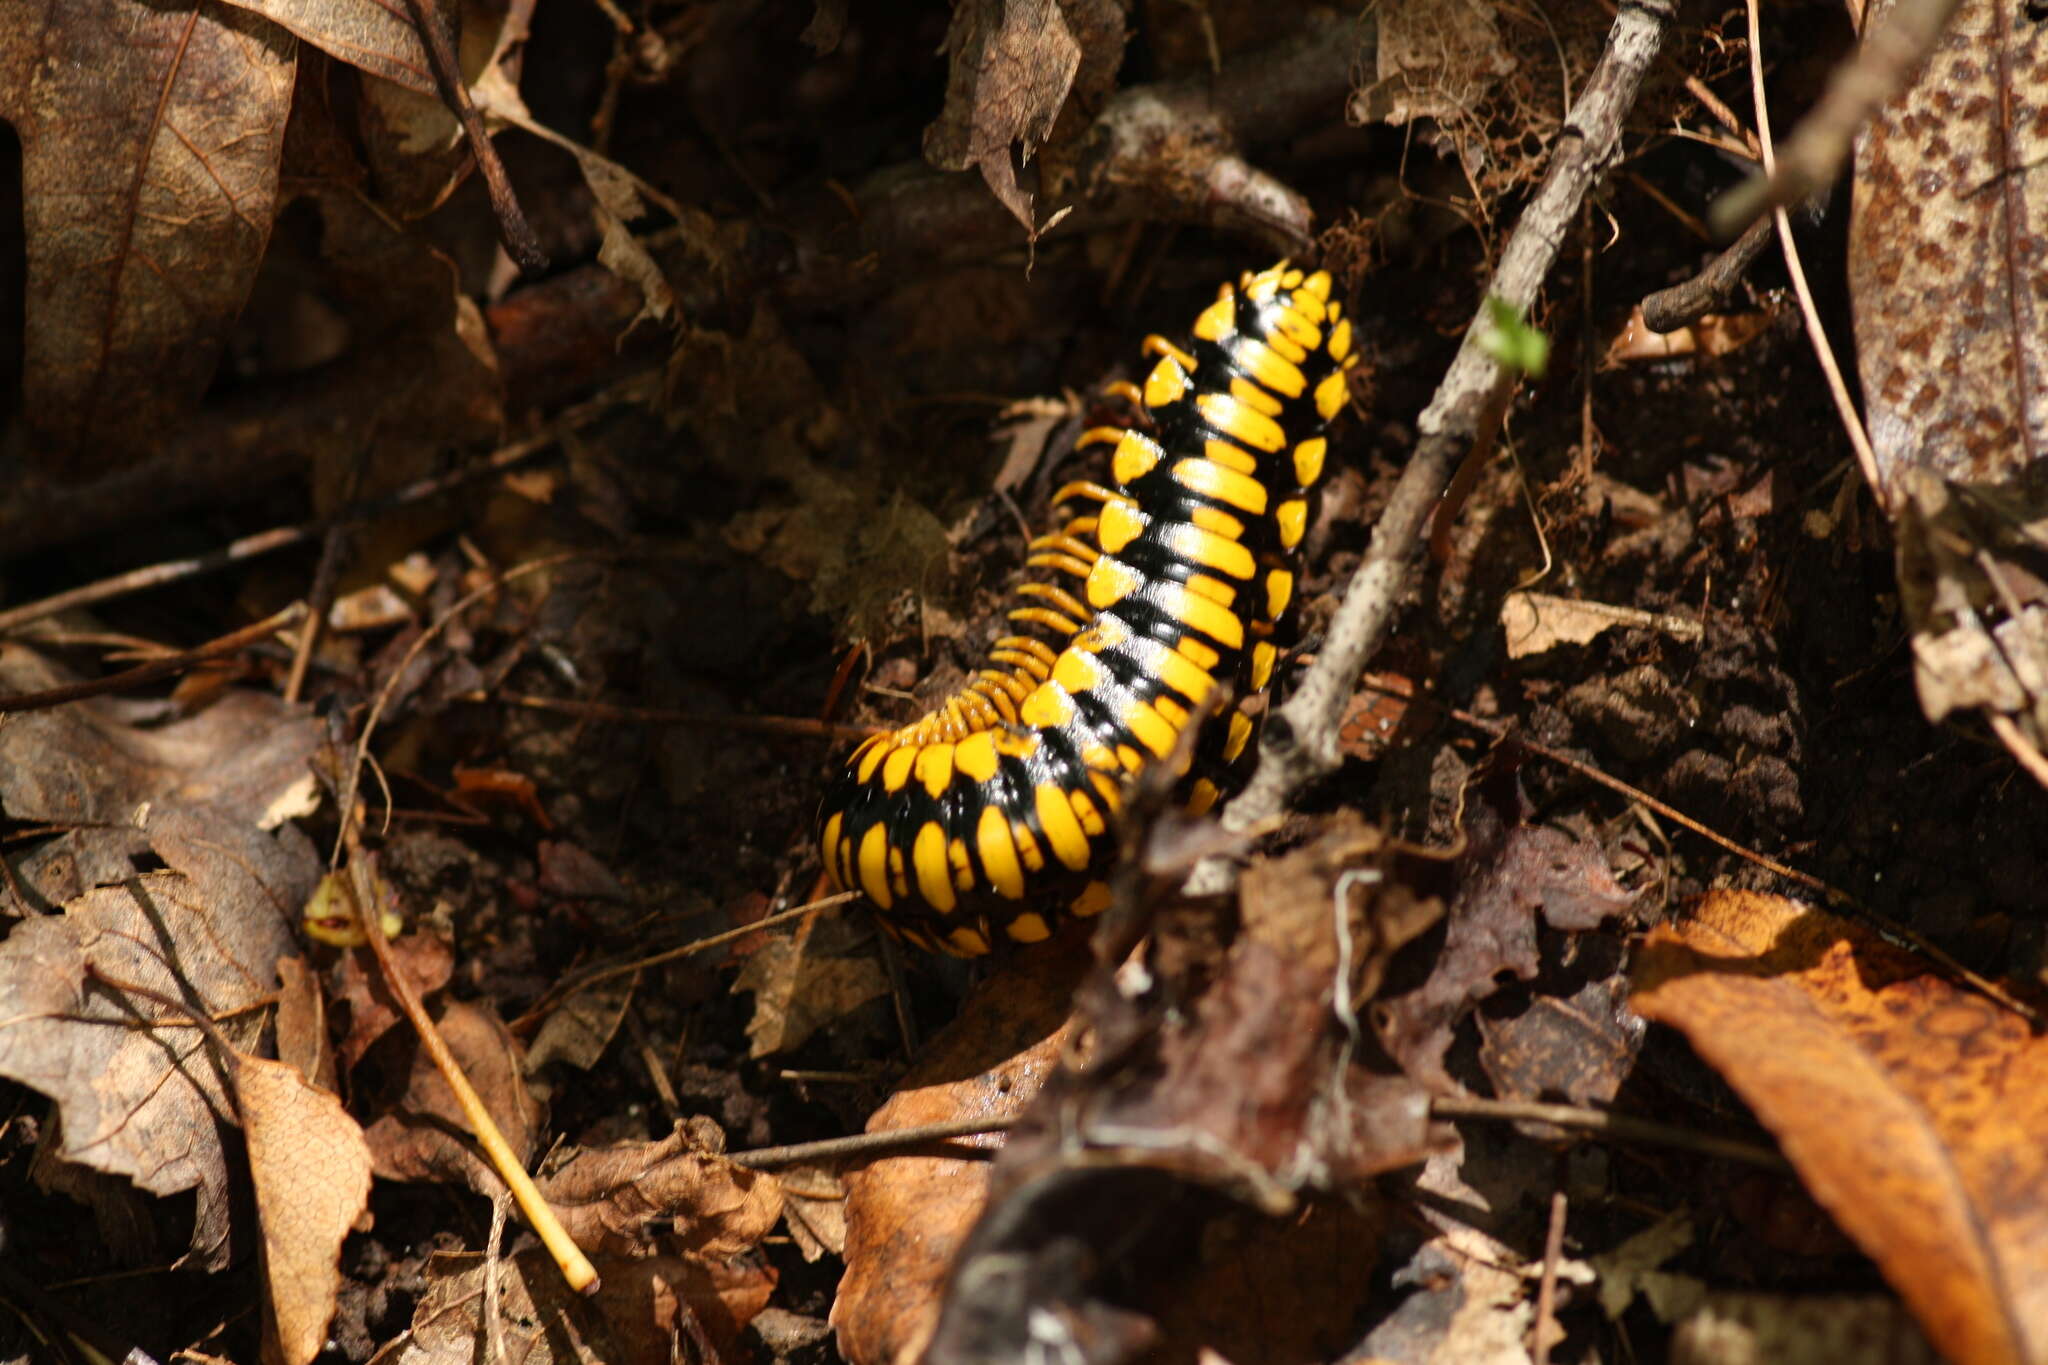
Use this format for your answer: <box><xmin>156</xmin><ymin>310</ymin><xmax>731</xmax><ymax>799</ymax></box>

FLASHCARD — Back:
<box><xmin>833</xmin><ymin>945</ymin><xmax>1088</xmax><ymax>1365</ymax></box>
<box><xmin>233</xmin><ymin>1051</ymin><xmax>374</xmax><ymax>1365</ymax></box>
<box><xmin>1631</xmin><ymin>890</ymin><xmax>2048</xmax><ymax>1365</ymax></box>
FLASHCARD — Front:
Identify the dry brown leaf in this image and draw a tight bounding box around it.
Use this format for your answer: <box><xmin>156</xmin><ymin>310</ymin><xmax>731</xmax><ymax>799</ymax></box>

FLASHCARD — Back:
<box><xmin>1632</xmin><ymin>890</ymin><xmax>2048</xmax><ymax>1365</ymax></box>
<box><xmin>361</xmin><ymin>999</ymin><xmax>545</xmax><ymax>1197</ymax></box>
<box><xmin>1850</xmin><ymin>1</ymin><xmax>2048</xmax><ymax>774</ymax></box>
<box><xmin>275</xmin><ymin>955</ymin><xmax>337</xmax><ymax>1094</ymax></box>
<box><xmin>736</xmin><ymin>931</ymin><xmax>889</xmax><ymax>1058</ymax></box>
<box><xmin>922</xmin><ymin>0</ymin><xmax>1129</xmax><ymax>233</ymax></box>
<box><xmin>0</xmin><ymin>645</ymin><xmax>321</xmax><ymax>836</ymax></box>
<box><xmin>335</xmin><ymin>931</ymin><xmax>457</xmax><ymax>1071</ymax></box>
<box><xmin>1850</xmin><ymin>0</ymin><xmax>2047</xmax><ymax>500</ymax></box>
<box><xmin>524</xmin><ymin>970</ymin><xmax>637</xmax><ymax>1074</ymax></box>
<box><xmin>537</xmin><ymin>1121</ymin><xmax>784</xmax><ymax>1262</ymax></box>
<box><xmin>232</xmin><ymin>1049</ymin><xmax>375</xmax><ymax>1365</ymax></box>
<box><xmin>834</xmin><ymin>943</ymin><xmax>1089</xmax><ymax>1365</ymax></box>
<box><xmin>0</xmin><ymin>807</ymin><xmax>319</xmax><ymax>1269</ymax></box>
<box><xmin>370</xmin><ymin>1248</ymin><xmax>775</xmax><ymax>1365</ymax></box>
<box><xmin>0</xmin><ymin>4</ymin><xmax>294</xmax><ymax>467</ymax></box>
<box><xmin>1602</xmin><ymin>306</ymin><xmax>1774</xmax><ymax>367</ymax></box>
<box><xmin>1500</xmin><ymin>591</ymin><xmax>1702</xmax><ymax>659</ymax></box>
<box><xmin>219</xmin><ymin>0</ymin><xmax>437</xmax><ymax>92</ymax></box>
<box><xmin>1375</xmin><ymin>790</ymin><xmax>1632</xmax><ymax>1090</ymax></box>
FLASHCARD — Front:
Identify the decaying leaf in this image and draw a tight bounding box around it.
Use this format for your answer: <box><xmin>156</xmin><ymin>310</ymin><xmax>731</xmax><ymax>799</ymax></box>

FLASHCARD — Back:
<box><xmin>1850</xmin><ymin>0</ymin><xmax>2048</xmax><ymax>775</ymax></box>
<box><xmin>1500</xmin><ymin>590</ymin><xmax>1702</xmax><ymax>659</ymax></box>
<box><xmin>537</xmin><ymin>1120</ymin><xmax>784</xmax><ymax>1262</ymax></box>
<box><xmin>0</xmin><ymin>2</ymin><xmax>295</xmax><ymax>467</ymax></box>
<box><xmin>923</xmin><ymin>0</ymin><xmax>1128</xmax><ymax>233</ymax></box>
<box><xmin>834</xmin><ymin>942</ymin><xmax>1089</xmax><ymax>1365</ymax></box>
<box><xmin>0</xmin><ymin>806</ymin><xmax>319</xmax><ymax>1268</ymax></box>
<box><xmin>361</xmin><ymin>999</ymin><xmax>545</xmax><ymax>1198</ymax></box>
<box><xmin>1375</xmin><ymin>788</ymin><xmax>1633</xmax><ymax>1090</ymax></box>
<box><xmin>234</xmin><ymin>1048</ymin><xmax>375</xmax><ymax>1365</ymax></box>
<box><xmin>371</xmin><ymin>1248</ymin><xmax>775</xmax><ymax>1365</ymax></box>
<box><xmin>0</xmin><ymin>645</ymin><xmax>322</xmax><ymax>857</ymax></box>
<box><xmin>736</xmin><ymin>929</ymin><xmax>889</xmax><ymax>1059</ymax></box>
<box><xmin>335</xmin><ymin>930</ymin><xmax>458</xmax><ymax>1071</ymax></box>
<box><xmin>917</xmin><ymin>820</ymin><xmax>1450</xmax><ymax>1365</ymax></box>
<box><xmin>524</xmin><ymin>970</ymin><xmax>636</xmax><ymax>1074</ymax></box>
<box><xmin>1632</xmin><ymin>890</ymin><xmax>2048</xmax><ymax>1365</ymax></box>
<box><xmin>1368</xmin><ymin>0</ymin><xmax>1518</xmax><ymax>129</ymax></box>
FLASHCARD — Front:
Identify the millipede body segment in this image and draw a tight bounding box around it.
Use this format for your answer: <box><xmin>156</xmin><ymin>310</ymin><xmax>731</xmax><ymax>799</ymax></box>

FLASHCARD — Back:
<box><xmin>818</xmin><ymin>263</ymin><xmax>1360</xmax><ymax>955</ymax></box>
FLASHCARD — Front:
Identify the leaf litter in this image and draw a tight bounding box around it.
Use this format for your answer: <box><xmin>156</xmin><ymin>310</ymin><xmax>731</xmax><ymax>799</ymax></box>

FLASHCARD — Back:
<box><xmin>12</xmin><ymin>2</ymin><xmax>2048</xmax><ymax>1362</ymax></box>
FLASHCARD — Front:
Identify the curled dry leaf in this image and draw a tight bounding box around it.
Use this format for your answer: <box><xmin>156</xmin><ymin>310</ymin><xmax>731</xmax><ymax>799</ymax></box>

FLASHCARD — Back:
<box><xmin>1499</xmin><ymin>590</ymin><xmax>1702</xmax><ymax>659</ymax></box>
<box><xmin>923</xmin><ymin>0</ymin><xmax>1128</xmax><ymax>233</ymax></box>
<box><xmin>275</xmin><ymin>955</ymin><xmax>338</xmax><ymax>1094</ymax></box>
<box><xmin>218</xmin><ymin>0</ymin><xmax>438</xmax><ymax>93</ymax></box>
<box><xmin>537</xmin><ymin>1120</ymin><xmax>784</xmax><ymax>1262</ymax></box>
<box><xmin>1632</xmin><ymin>890</ymin><xmax>2048</xmax><ymax>1365</ymax></box>
<box><xmin>0</xmin><ymin>807</ymin><xmax>320</xmax><ymax>1268</ymax></box>
<box><xmin>833</xmin><ymin>940</ymin><xmax>1090</xmax><ymax>1365</ymax></box>
<box><xmin>920</xmin><ymin>818</ymin><xmax>1450</xmax><ymax>1365</ymax></box>
<box><xmin>361</xmin><ymin>998</ymin><xmax>545</xmax><ymax>1198</ymax></box>
<box><xmin>231</xmin><ymin>1049</ymin><xmax>375</xmax><ymax>1365</ymax></box>
<box><xmin>0</xmin><ymin>3</ymin><xmax>294</xmax><ymax>467</ymax></box>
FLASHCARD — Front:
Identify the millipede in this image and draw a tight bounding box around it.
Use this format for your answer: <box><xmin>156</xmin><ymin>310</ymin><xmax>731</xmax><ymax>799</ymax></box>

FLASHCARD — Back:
<box><xmin>817</xmin><ymin>262</ymin><xmax>1360</xmax><ymax>955</ymax></box>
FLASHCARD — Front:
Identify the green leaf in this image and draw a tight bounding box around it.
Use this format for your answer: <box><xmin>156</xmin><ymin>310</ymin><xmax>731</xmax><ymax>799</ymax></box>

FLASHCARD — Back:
<box><xmin>1481</xmin><ymin>297</ymin><xmax>1549</xmax><ymax>379</ymax></box>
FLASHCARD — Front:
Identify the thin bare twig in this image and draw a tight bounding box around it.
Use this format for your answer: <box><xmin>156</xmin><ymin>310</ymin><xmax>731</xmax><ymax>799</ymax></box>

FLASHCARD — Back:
<box><xmin>342</xmin><ymin>841</ymin><xmax>598</xmax><ymax>1293</ymax></box>
<box><xmin>1430</xmin><ymin>1096</ymin><xmax>1789</xmax><ymax>1171</ymax></box>
<box><xmin>1743</xmin><ymin>0</ymin><xmax>1886</xmax><ymax>512</ymax></box>
<box><xmin>730</xmin><ymin>1114</ymin><xmax>1018</xmax><ymax>1169</ymax></box>
<box><xmin>0</xmin><ymin>604</ymin><xmax>307</xmax><ymax>714</ymax></box>
<box><xmin>1640</xmin><ymin>210</ymin><xmax>1775</xmax><ymax>332</ymax></box>
<box><xmin>0</xmin><ymin>379</ymin><xmax>645</xmax><ymax>638</ymax></box>
<box><xmin>1186</xmin><ymin>0</ymin><xmax>1678</xmax><ymax>896</ymax></box>
<box><xmin>460</xmin><ymin>690</ymin><xmax>882</xmax><ymax>743</ymax></box>
<box><xmin>513</xmin><ymin>893</ymin><xmax>861</xmax><ymax>1031</ymax></box>
<box><xmin>1532</xmin><ymin>1189</ymin><xmax>1568</xmax><ymax>1365</ymax></box>
<box><xmin>1710</xmin><ymin>0</ymin><xmax>1963</xmax><ymax>239</ymax></box>
<box><xmin>401</xmin><ymin>0</ymin><xmax>547</xmax><ymax>272</ymax></box>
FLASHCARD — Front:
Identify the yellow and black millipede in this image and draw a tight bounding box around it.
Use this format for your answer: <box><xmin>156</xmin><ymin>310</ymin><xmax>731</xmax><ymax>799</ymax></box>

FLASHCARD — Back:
<box><xmin>817</xmin><ymin>263</ymin><xmax>1360</xmax><ymax>956</ymax></box>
